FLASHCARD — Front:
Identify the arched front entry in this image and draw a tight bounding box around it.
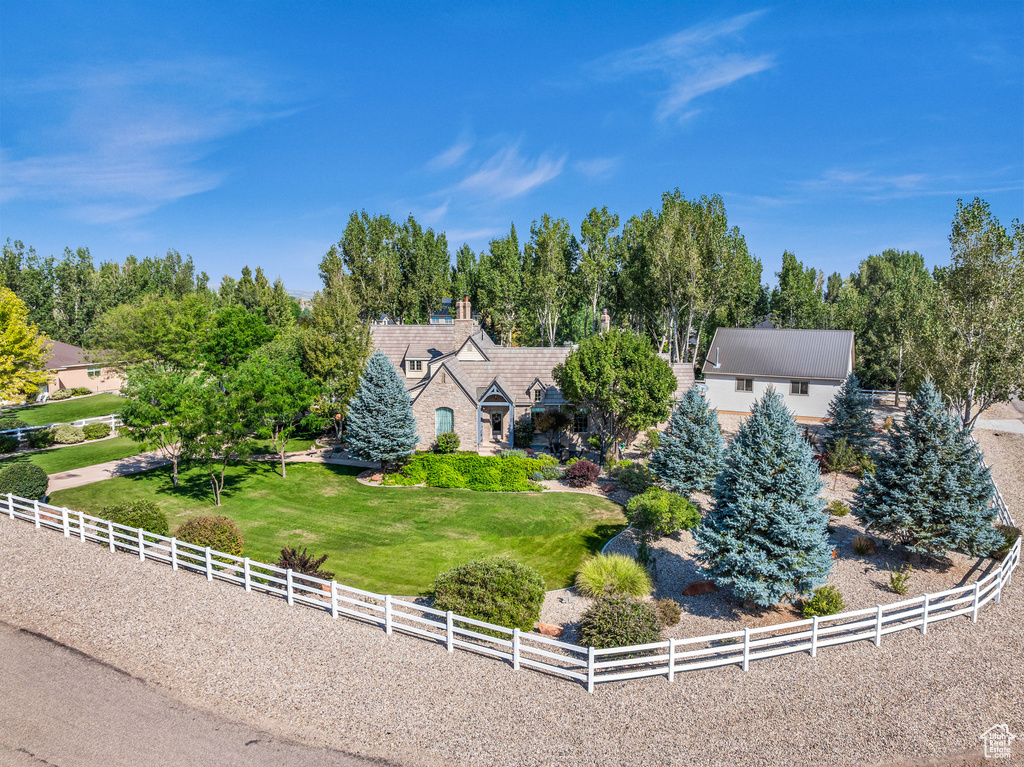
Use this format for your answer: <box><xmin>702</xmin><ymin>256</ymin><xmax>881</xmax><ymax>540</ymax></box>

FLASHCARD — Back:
<box><xmin>478</xmin><ymin>385</ymin><xmax>514</xmax><ymax>448</ymax></box>
<box><xmin>489</xmin><ymin>410</ymin><xmax>503</xmax><ymax>438</ymax></box>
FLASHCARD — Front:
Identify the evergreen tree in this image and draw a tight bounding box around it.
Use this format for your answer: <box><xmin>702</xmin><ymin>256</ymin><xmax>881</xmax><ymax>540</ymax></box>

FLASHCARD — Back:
<box><xmin>852</xmin><ymin>379</ymin><xmax>1001</xmax><ymax>558</ymax></box>
<box><xmin>649</xmin><ymin>385</ymin><xmax>724</xmax><ymax>495</ymax></box>
<box><xmin>345</xmin><ymin>351</ymin><xmax>418</xmax><ymax>477</ymax></box>
<box><xmin>694</xmin><ymin>388</ymin><xmax>832</xmax><ymax>607</ymax></box>
<box><xmin>823</xmin><ymin>373</ymin><xmax>874</xmax><ymax>455</ymax></box>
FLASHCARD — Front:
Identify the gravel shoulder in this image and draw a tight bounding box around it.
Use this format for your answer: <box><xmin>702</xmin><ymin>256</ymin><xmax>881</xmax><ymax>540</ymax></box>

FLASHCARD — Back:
<box><xmin>1</xmin><ymin>429</ymin><xmax>1021</xmax><ymax>766</ymax></box>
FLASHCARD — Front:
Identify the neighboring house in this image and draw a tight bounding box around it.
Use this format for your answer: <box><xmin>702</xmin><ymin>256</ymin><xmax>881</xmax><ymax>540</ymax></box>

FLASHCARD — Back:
<box><xmin>371</xmin><ymin>301</ymin><xmax>694</xmax><ymax>451</ymax></box>
<box><xmin>701</xmin><ymin>328</ymin><xmax>854</xmax><ymax>421</ymax></box>
<box><xmin>42</xmin><ymin>341</ymin><xmax>124</xmax><ymax>396</ymax></box>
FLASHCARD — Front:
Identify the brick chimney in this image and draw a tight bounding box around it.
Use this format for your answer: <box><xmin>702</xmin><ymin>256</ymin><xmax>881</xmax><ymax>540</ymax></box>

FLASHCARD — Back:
<box><xmin>599</xmin><ymin>308</ymin><xmax>611</xmax><ymax>333</ymax></box>
<box><xmin>453</xmin><ymin>295</ymin><xmax>478</xmax><ymax>346</ymax></box>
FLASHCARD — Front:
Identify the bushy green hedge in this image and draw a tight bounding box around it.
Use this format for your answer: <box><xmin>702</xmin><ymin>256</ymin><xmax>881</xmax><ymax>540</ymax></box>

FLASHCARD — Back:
<box><xmin>26</xmin><ymin>428</ymin><xmax>56</xmax><ymax>449</ymax></box>
<box><xmin>578</xmin><ymin>596</ymin><xmax>662</xmax><ymax>649</ymax></box>
<box><xmin>609</xmin><ymin>460</ymin><xmax>656</xmax><ymax>493</ymax></box>
<box><xmin>99</xmin><ymin>500</ymin><xmax>169</xmax><ymax>537</ymax></box>
<box><xmin>0</xmin><ymin>463</ymin><xmax>48</xmax><ymax>499</ymax></box>
<box><xmin>53</xmin><ymin>425</ymin><xmax>85</xmax><ymax>444</ymax></box>
<box><xmin>176</xmin><ymin>515</ymin><xmax>244</xmax><ymax>558</ymax></box>
<box><xmin>0</xmin><ymin>435</ymin><xmax>19</xmax><ymax>454</ymax></box>
<box><xmin>70</xmin><ymin>387</ymin><xmax>92</xmax><ymax>396</ymax></box>
<box><xmin>83</xmin><ymin>422</ymin><xmax>112</xmax><ymax>440</ymax></box>
<box><xmin>49</xmin><ymin>389</ymin><xmax>73</xmax><ymax>401</ymax></box>
<box><xmin>432</xmin><ymin>556</ymin><xmax>546</xmax><ymax>633</ymax></box>
<box><xmin>0</xmin><ymin>415</ymin><xmax>29</xmax><ymax>431</ymax></box>
<box><xmin>394</xmin><ymin>453</ymin><xmax>548</xmax><ymax>491</ymax></box>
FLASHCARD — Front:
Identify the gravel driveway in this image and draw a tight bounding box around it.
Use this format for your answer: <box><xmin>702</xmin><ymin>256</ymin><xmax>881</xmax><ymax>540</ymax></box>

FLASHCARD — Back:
<box><xmin>1</xmin><ymin>445</ymin><xmax>1022</xmax><ymax>766</ymax></box>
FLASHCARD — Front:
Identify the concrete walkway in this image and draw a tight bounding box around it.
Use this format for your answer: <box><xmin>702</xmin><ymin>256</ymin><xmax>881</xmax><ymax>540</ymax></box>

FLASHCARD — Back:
<box><xmin>973</xmin><ymin>419</ymin><xmax>1024</xmax><ymax>434</ymax></box>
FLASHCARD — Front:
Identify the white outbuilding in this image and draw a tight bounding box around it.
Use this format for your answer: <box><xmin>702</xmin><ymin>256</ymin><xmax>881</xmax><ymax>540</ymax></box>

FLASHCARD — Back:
<box><xmin>701</xmin><ymin>328</ymin><xmax>855</xmax><ymax>421</ymax></box>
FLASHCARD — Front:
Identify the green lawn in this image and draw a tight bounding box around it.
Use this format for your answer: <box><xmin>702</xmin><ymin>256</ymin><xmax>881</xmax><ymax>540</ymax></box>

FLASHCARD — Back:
<box><xmin>2</xmin><ymin>393</ymin><xmax>124</xmax><ymax>426</ymax></box>
<box><xmin>50</xmin><ymin>461</ymin><xmax>626</xmax><ymax>594</ymax></box>
<box><xmin>0</xmin><ymin>436</ymin><xmax>148</xmax><ymax>475</ymax></box>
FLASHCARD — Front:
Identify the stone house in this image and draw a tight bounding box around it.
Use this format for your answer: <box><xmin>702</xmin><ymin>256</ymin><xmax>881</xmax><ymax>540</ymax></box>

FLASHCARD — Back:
<box><xmin>370</xmin><ymin>299</ymin><xmax>694</xmax><ymax>452</ymax></box>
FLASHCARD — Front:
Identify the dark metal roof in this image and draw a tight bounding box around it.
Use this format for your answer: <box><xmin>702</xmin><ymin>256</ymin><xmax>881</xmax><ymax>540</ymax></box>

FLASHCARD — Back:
<box><xmin>702</xmin><ymin>328</ymin><xmax>854</xmax><ymax>381</ymax></box>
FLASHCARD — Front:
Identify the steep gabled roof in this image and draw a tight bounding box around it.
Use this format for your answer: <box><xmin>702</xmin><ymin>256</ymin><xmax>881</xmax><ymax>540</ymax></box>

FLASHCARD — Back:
<box><xmin>45</xmin><ymin>341</ymin><xmax>95</xmax><ymax>370</ymax></box>
<box><xmin>702</xmin><ymin>328</ymin><xmax>854</xmax><ymax>381</ymax></box>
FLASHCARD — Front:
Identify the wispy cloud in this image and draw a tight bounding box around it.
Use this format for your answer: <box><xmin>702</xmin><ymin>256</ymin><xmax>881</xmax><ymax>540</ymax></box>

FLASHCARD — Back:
<box><xmin>427</xmin><ymin>138</ymin><xmax>472</xmax><ymax>171</ymax></box>
<box><xmin>593</xmin><ymin>11</ymin><xmax>774</xmax><ymax>122</ymax></box>
<box><xmin>793</xmin><ymin>166</ymin><xmax>1023</xmax><ymax>201</ymax></box>
<box><xmin>1</xmin><ymin>57</ymin><xmax>298</xmax><ymax>224</ymax></box>
<box><xmin>573</xmin><ymin>156</ymin><xmax>620</xmax><ymax>181</ymax></box>
<box><xmin>455</xmin><ymin>142</ymin><xmax>565</xmax><ymax>200</ymax></box>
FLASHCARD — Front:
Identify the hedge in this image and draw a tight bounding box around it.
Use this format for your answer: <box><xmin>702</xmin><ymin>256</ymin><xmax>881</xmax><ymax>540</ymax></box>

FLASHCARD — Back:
<box><xmin>99</xmin><ymin>500</ymin><xmax>169</xmax><ymax>537</ymax></box>
<box><xmin>53</xmin><ymin>425</ymin><xmax>86</xmax><ymax>444</ymax></box>
<box><xmin>0</xmin><ymin>434</ymin><xmax>19</xmax><ymax>454</ymax></box>
<box><xmin>432</xmin><ymin>556</ymin><xmax>546</xmax><ymax>634</ymax></box>
<box><xmin>393</xmin><ymin>452</ymin><xmax>547</xmax><ymax>492</ymax></box>
<box><xmin>175</xmin><ymin>515</ymin><xmax>244</xmax><ymax>558</ymax></box>
<box><xmin>49</xmin><ymin>389</ymin><xmax>73</xmax><ymax>401</ymax></box>
<box><xmin>0</xmin><ymin>463</ymin><xmax>49</xmax><ymax>499</ymax></box>
<box><xmin>26</xmin><ymin>428</ymin><xmax>56</xmax><ymax>449</ymax></box>
<box><xmin>83</xmin><ymin>422</ymin><xmax>112</xmax><ymax>440</ymax></box>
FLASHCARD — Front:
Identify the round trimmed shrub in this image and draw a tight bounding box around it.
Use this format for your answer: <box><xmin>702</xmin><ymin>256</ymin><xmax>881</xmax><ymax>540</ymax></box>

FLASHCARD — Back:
<box><xmin>26</xmin><ymin>428</ymin><xmax>56</xmax><ymax>449</ymax></box>
<box><xmin>53</xmin><ymin>425</ymin><xmax>85</xmax><ymax>444</ymax></box>
<box><xmin>578</xmin><ymin>596</ymin><xmax>662</xmax><ymax>649</ymax></box>
<box><xmin>0</xmin><ymin>435</ymin><xmax>19</xmax><ymax>454</ymax></box>
<box><xmin>434</xmin><ymin>431</ymin><xmax>460</xmax><ymax>454</ymax></box>
<box><xmin>564</xmin><ymin>459</ymin><xmax>600</xmax><ymax>488</ymax></box>
<box><xmin>575</xmin><ymin>554</ymin><xmax>652</xmax><ymax>598</ymax></box>
<box><xmin>624</xmin><ymin>488</ymin><xmax>700</xmax><ymax>540</ymax></box>
<box><xmin>0</xmin><ymin>463</ymin><xmax>49</xmax><ymax>499</ymax></box>
<box><xmin>0</xmin><ymin>415</ymin><xmax>29</xmax><ymax>431</ymax></box>
<box><xmin>431</xmin><ymin>555</ymin><xmax>545</xmax><ymax>633</ymax></box>
<box><xmin>175</xmin><ymin>515</ymin><xmax>244</xmax><ymax>557</ymax></box>
<box><xmin>82</xmin><ymin>422</ymin><xmax>112</xmax><ymax>440</ymax></box>
<box><xmin>800</xmin><ymin>584</ymin><xmax>845</xmax><ymax>618</ymax></box>
<box><xmin>49</xmin><ymin>389</ymin><xmax>73</xmax><ymax>401</ymax></box>
<box><xmin>100</xmin><ymin>500</ymin><xmax>169</xmax><ymax>537</ymax></box>
<box><xmin>610</xmin><ymin>461</ymin><xmax>656</xmax><ymax>493</ymax></box>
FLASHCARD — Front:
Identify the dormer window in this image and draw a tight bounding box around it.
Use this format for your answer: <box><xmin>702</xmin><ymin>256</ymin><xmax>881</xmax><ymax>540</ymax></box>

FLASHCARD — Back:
<box><xmin>533</xmin><ymin>388</ymin><xmax>543</xmax><ymax>403</ymax></box>
<box><xmin>409</xmin><ymin>360</ymin><xmax>423</xmax><ymax>372</ymax></box>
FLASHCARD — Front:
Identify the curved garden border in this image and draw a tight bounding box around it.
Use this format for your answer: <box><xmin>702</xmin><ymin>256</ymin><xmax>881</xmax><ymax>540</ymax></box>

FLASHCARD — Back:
<box><xmin>2</xmin><ymin>483</ymin><xmax>1016</xmax><ymax>692</ymax></box>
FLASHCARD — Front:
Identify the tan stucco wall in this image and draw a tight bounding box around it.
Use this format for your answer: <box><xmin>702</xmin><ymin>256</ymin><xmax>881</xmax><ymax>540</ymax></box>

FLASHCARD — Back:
<box><xmin>48</xmin><ymin>366</ymin><xmax>124</xmax><ymax>394</ymax></box>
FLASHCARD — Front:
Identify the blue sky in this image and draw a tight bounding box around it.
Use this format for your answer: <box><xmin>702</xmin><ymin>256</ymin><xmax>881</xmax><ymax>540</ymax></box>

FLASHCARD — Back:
<box><xmin>2</xmin><ymin>1</ymin><xmax>1021</xmax><ymax>291</ymax></box>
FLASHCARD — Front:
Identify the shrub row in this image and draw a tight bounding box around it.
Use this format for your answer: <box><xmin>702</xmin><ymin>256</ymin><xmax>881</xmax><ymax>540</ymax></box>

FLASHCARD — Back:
<box><xmin>394</xmin><ymin>452</ymin><xmax>550</xmax><ymax>491</ymax></box>
<box><xmin>99</xmin><ymin>500</ymin><xmax>170</xmax><ymax>537</ymax></box>
<box><xmin>0</xmin><ymin>415</ymin><xmax>29</xmax><ymax>431</ymax></box>
<box><xmin>0</xmin><ymin>463</ymin><xmax>48</xmax><ymax>499</ymax></box>
<box><xmin>0</xmin><ymin>435</ymin><xmax>19</xmax><ymax>454</ymax></box>
<box><xmin>83</xmin><ymin>422</ymin><xmax>112</xmax><ymax>440</ymax></box>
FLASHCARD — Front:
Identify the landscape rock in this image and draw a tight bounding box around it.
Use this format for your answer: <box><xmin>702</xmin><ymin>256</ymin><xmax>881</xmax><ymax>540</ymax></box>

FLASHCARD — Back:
<box><xmin>535</xmin><ymin>622</ymin><xmax>564</xmax><ymax>637</ymax></box>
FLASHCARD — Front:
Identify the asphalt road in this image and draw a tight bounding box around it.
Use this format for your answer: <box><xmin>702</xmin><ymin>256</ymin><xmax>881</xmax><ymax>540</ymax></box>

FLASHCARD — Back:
<box><xmin>0</xmin><ymin>621</ymin><xmax>388</xmax><ymax>767</ymax></box>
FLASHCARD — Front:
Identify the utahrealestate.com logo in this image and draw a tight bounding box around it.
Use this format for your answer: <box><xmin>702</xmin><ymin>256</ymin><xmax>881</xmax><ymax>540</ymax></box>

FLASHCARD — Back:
<box><xmin>980</xmin><ymin>724</ymin><xmax>1016</xmax><ymax>760</ymax></box>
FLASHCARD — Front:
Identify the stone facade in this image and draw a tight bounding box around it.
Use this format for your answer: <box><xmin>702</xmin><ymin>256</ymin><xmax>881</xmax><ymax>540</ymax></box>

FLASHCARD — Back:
<box><xmin>410</xmin><ymin>368</ymin><xmax>479</xmax><ymax>451</ymax></box>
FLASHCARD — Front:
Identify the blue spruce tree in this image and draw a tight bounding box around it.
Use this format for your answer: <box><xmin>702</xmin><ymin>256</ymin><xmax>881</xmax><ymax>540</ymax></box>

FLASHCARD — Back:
<box><xmin>823</xmin><ymin>373</ymin><xmax>874</xmax><ymax>455</ymax></box>
<box><xmin>346</xmin><ymin>351</ymin><xmax>419</xmax><ymax>478</ymax></box>
<box><xmin>649</xmin><ymin>385</ymin><xmax>725</xmax><ymax>495</ymax></box>
<box><xmin>694</xmin><ymin>388</ymin><xmax>832</xmax><ymax>607</ymax></box>
<box><xmin>853</xmin><ymin>379</ymin><xmax>1001</xmax><ymax>559</ymax></box>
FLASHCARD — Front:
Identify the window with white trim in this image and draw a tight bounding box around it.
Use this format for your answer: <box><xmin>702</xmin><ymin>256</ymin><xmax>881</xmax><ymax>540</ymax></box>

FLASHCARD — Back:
<box><xmin>87</xmin><ymin>365</ymin><xmax>101</xmax><ymax>378</ymax></box>
<box><xmin>790</xmin><ymin>381</ymin><xmax>809</xmax><ymax>396</ymax></box>
<box><xmin>735</xmin><ymin>378</ymin><xmax>753</xmax><ymax>392</ymax></box>
<box><xmin>408</xmin><ymin>359</ymin><xmax>423</xmax><ymax>372</ymax></box>
<box><xmin>533</xmin><ymin>388</ymin><xmax>543</xmax><ymax>403</ymax></box>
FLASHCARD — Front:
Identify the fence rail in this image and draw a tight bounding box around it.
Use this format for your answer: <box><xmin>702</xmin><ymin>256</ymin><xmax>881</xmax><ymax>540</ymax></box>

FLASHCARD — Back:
<box><xmin>0</xmin><ymin>414</ymin><xmax>121</xmax><ymax>443</ymax></box>
<box><xmin>857</xmin><ymin>388</ymin><xmax>912</xmax><ymax>406</ymax></box>
<box><xmin>2</xmin><ymin>491</ymin><xmax>1018</xmax><ymax>692</ymax></box>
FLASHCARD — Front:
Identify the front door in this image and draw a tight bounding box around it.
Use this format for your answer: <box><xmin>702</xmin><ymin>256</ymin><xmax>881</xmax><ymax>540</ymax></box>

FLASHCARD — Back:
<box><xmin>490</xmin><ymin>410</ymin><xmax>503</xmax><ymax>439</ymax></box>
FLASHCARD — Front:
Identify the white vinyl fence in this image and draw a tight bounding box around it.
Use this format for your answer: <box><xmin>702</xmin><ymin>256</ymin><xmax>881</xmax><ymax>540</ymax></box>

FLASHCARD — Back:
<box><xmin>857</xmin><ymin>389</ymin><xmax>913</xmax><ymax>406</ymax></box>
<box><xmin>0</xmin><ymin>414</ymin><xmax>121</xmax><ymax>444</ymax></box>
<box><xmin>2</xmin><ymin>492</ymin><xmax>1019</xmax><ymax>692</ymax></box>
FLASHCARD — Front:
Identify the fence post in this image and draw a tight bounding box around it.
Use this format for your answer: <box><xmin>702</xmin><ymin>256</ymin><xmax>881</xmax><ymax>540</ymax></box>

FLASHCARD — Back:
<box><xmin>286</xmin><ymin>569</ymin><xmax>294</xmax><ymax>605</ymax></box>
<box><xmin>138</xmin><ymin>528</ymin><xmax>145</xmax><ymax>561</ymax></box>
<box><xmin>811</xmin><ymin>616</ymin><xmax>819</xmax><ymax>658</ymax></box>
<box><xmin>587</xmin><ymin>647</ymin><xmax>595</xmax><ymax>694</ymax></box>
<box><xmin>330</xmin><ymin>582</ymin><xmax>338</xmax><ymax>619</ymax></box>
<box><xmin>34</xmin><ymin>499</ymin><xmax>40</xmax><ymax>529</ymax></box>
<box><xmin>971</xmin><ymin>582</ymin><xmax>980</xmax><ymax>623</ymax></box>
<box><xmin>921</xmin><ymin>594</ymin><xmax>930</xmax><ymax>634</ymax></box>
<box><xmin>875</xmin><ymin>605</ymin><xmax>883</xmax><ymax>647</ymax></box>
<box><xmin>205</xmin><ymin>547</ymin><xmax>213</xmax><ymax>581</ymax></box>
<box><xmin>742</xmin><ymin>628</ymin><xmax>750</xmax><ymax>671</ymax></box>
<box><xmin>62</xmin><ymin>507</ymin><xmax>70</xmax><ymax>537</ymax></box>
<box><xmin>995</xmin><ymin>569</ymin><xmax>1003</xmax><ymax>604</ymax></box>
<box><xmin>78</xmin><ymin>511</ymin><xmax>86</xmax><ymax>542</ymax></box>
<box><xmin>446</xmin><ymin>611</ymin><xmax>454</xmax><ymax>653</ymax></box>
<box><xmin>107</xmin><ymin>520</ymin><xmax>114</xmax><ymax>552</ymax></box>
<box><xmin>385</xmin><ymin>595</ymin><xmax>392</xmax><ymax>635</ymax></box>
<box><xmin>512</xmin><ymin>628</ymin><xmax>520</xmax><ymax>671</ymax></box>
<box><xmin>171</xmin><ymin>539</ymin><xmax>178</xmax><ymax>570</ymax></box>
<box><xmin>6</xmin><ymin>493</ymin><xmax>12</xmax><ymax>520</ymax></box>
<box><xmin>243</xmin><ymin>558</ymin><xmax>251</xmax><ymax>591</ymax></box>
<box><xmin>667</xmin><ymin>638</ymin><xmax>675</xmax><ymax>682</ymax></box>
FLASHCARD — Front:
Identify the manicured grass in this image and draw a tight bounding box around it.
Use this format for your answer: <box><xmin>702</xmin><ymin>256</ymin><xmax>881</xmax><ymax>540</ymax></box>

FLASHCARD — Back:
<box><xmin>2</xmin><ymin>394</ymin><xmax>124</xmax><ymax>426</ymax></box>
<box><xmin>0</xmin><ymin>436</ymin><xmax>148</xmax><ymax>475</ymax></box>
<box><xmin>51</xmin><ymin>462</ymin><xmax>627</xmax><ymax>594</ymax></box>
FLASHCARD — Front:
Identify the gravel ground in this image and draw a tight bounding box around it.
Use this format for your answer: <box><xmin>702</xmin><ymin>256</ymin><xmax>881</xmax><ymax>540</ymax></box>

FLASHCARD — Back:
<box><xmin>1</xmin><ymin>431</ymin><xmax>1022</xmax><ymax>766</ymax></box>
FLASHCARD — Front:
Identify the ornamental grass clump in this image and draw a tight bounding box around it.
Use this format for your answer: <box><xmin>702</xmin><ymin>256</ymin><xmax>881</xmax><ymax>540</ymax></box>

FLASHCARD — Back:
<box><xmin>574</xmin><ymin>554</ymin><xmax>652</xmax><ymax>598</ymax></box>
<box><xmin>578</xmin><ymin>596</ymin><xmax>662</xmax><ymax>649</ymax></box>
<box><xmin>431</xmin><ymin>556</ymin><xmax>546</xmax><ymax>634</ymax></box>
<box><xmin>800</xmin><ymin>584</ymin><xmax>846</xmax><ymax>618</ymax></box>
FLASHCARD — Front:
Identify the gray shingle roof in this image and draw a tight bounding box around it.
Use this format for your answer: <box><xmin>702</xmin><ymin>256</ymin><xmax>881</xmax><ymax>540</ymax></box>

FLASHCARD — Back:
<box><xmin>45</xmin><ymin>341</ymin><xmax>95</xmax><ymax>370</ymax></box>
<box><xmin>701</xmin><ymin>328</ymin><xmax>854</xmax><ymax>381</ymax></box>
